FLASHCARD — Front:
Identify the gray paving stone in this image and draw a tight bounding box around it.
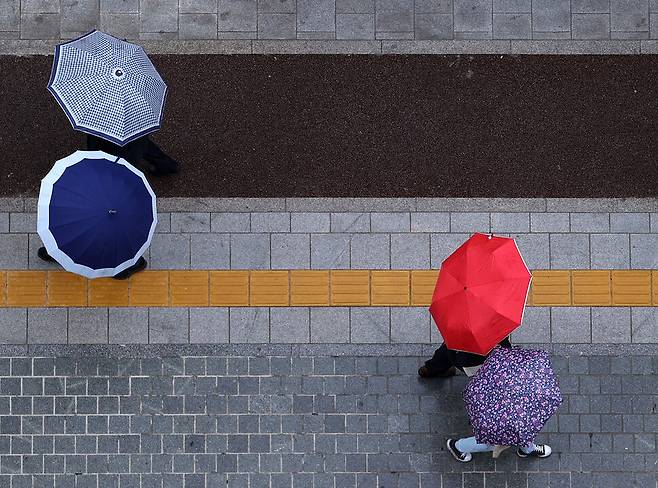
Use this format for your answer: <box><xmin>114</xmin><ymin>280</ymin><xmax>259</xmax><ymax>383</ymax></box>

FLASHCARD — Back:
<box><xmin>511</xmin><ymin>39</ymin><xmax>641</xmax><ymax>53</ymax></box>
<box><xmin>450</xmin><ymin>212</ymin><xmax>490</xmax><ymax>233</ymax></box>
<box><xmin>336</xmin><ymin>0</ymin><xmax>375</xmax><ymax>13</ymax></box>
<box><xmin>611</xmin><ymin>0</ymin><xmax>649</xmax><ymax>31</ymax></box>
<box><xmin>28</xmin><ymin>234</ymin><xmax>60</xmax><ymax>270</ymax></box>
<box><xmin>311</xmin><ymin>234</ymin><xmax>350</xmax><ymax>269</ymax></box>
<box><xmin>171</xmin><ymin>213</ymin><xmax>211</xmax><ymax>233</ymax></box>
<box><xmin>513</xmin><ymin>307</ymin><xmax>550</xmax><ymax>343</ymax></box>
<box><xmin>0</xmin><ymin>234</ymin><xmax>28</xmax><ymax>268</ymax></box>
<box><xmin>180</xmin><ymin>0</ymin><xmax>217</xmax><ymax>13</ymax></box>
<box><xmin>551</xmin><ymin>308</ymin><xmax>591</xmax><ymax>343</ymax></box>
<box><xmin>530</xmin><ymin>213</ymin><xmax>570</xmax><ymax>232</ymax></box>
<box><xmin>592</xmin><ymin>308</ymin><xmax>631</xmax><ymax>343</ymax></box>
<box><xmin>22</xmin><ymin>0</ymin><xmax>59</xmax><ymax>13</ymax></box>
<box><xmin>610</xmin><ymin>213</ymin><xmax>650</xmax><ymax>233</ymax></box>
<box><xmin>350</xmin><ymin>308</ymin><xmax>389</xmax><ymax>343</ymax></box>
<box><xmin>532</xmin><ymin>0</ymin><xmax>571</xmax><ymax>31</ymax></box>
<box><xmin>271</xmin><ymin>234</ymin><xmax>310</xmax><ymax>269</ymax></box>
<box><xmin>9</xmin><ymin>213</ymin><xmax>36</xmax><ymax>233</ymax></box>
<box><xmin>376</xmin><ymin>11</ymin><xmax>414</xmax><ymax>31</ymax></box>
<box><xmin>390</xmin><ymin>234</ymin><xmax>430</xmax><ymax>269</ymax></box>
<box><xmin>0</xmin><ymin>0</ymin><xmax>19</xmax><ymax>31</ymax></box>
<box><xmin>259</xmin><ymin>0</ymin><xmax>296</xmax><ymax>12</ymax></box>
<box><xmin>631</xmin><ymin>308</ymin><xmax>658</xmax><ymax>342</ymax></box>
<box><xmin>370</xmin><ymin>213</ymin><xmax>410</xmax><ymax>233</ymax></box>
<box><xmin>337</xmin><ymin>13</ymin><xmax>376</xmax><ymax>39</ymax></box>
<box><xmin>218</xmin><ymin>0</ymin><xmax>257</xmax><ymax>31</ymax></box>
<box><xmin>415</xmin><ymin>13</ymin><xmax>454</xmax><ymax>39</ymax></box>
<box><xmin>189</xmin><ymin>308</ymin><xmax>229</xmax><ymax>343</ymax></box>
<box><xmin>511</xmin><ymin>233</ymin><xmax>550</xmax><ymax>269</ymax></box>
<box><xmin>494</xmin><ymin>0</ymin><xmax>531</xmax><ymax>12</ymax></box>
<box><xmin>297</xmin><ymin>0</ymin><xmax>335</xmax><ymax>32</ymax></box>
<box><xmin>28</xmin><ymin>308</ymin><xmax>67</xmax><ymax>344</ymax></box>
<box><xmin>231</xmin><ymin>234</ymin><xmax>270</xmax><ymax>269</ymax></box>
<box><xmin>271</xmin><ymin>308</ymin><xmax>310</xmax><ymax>343</ymax></box>
<box><xmin>331</xmin><ymin>213</ymin><xmax>370</xmax><ymax>232</ymax></box>
<box><xmin>191</xmin><ymin>234</ymin><xmax>230</xmax><ymax>269</ymax></box>
<box><xmin>490</xmin><ymin>213</ymin><xmax>530</xmax><ymax>233</ymax></box>
<box><xmin>651</xmin><ymin>214</ymin><xmax>658</xmax><ymax>232</ymax></box>
<box><xmin>350</xmin><ymin>234</ymin><xmax>390</xmax><ymax>269</ymax></box>
<box><xmin>454</xmin><ymin>0</ymin><xmax>493</xmax><ymax>32</ymax></box>
<box><xmin>550</xmin><ymin>234</ymin><xmax>590</xmax><ymax>269</ymax></box>
<box><xmin>109</xmin><ymin>309</ymin><xmax>149</xmax><ymax>344</ymax></box>
<box><xmin>630</xmin><ymin>234</ymin><xmax>658</xmax><ymax>268</ymax></box>
<box><xmin>100</xmin><ymin>12</ymin><xmax>139</xmax><ymax>38</ymax></box>
<box><xmin>570</xmin><ymin>213</ymin><xmax>610</xmax><ymax>233</ymax></box>
<box><xmin>251</xmin><ymin>213</ymin><xmax>291</xmax><ymax>233</ymax></box>
<box><xmin>493</xmin><ymin>13</ymin><xmax>532</xmax><ymax>38</ymax></box>
<box><xmin>430</xmin><ymin>233</ymin><xmax>469</xmax><ymax>267</ymax></box>
<box><xmin>0</xmin><ymin>213</ymin><xmax>7</xmax><ymax>233</ymax></box>
<box><xmin>258</xmin><ymin>13</ymin><xmax>296</xmax><ymax>38</ymax></box>
<box><xmin>229</xmin><ymin>308</ymin><xmax>269</xmax><ymax>343</ymax></box>
<box><xmin>410</xmin><ymin>213</ymin><xmax>450</xmax><ymax>233</ymax></box>
<box><xmin>149</xmin><ymin>308</ymin><xmax>189</xmax><ymax>343</ymax></box>
<box><xmin>572</xmin><ymin>13</ymin><xmax>612</xmax><ymax>38</ymax></box>
<box><xmin>61</xmin><ymin>0</ymin><xmax>99</xmax><ymax>33</ymax></box>
<box><xmin>68</xmin><ymin>308</ymin><xmax>108</xmax><ymax>344</ymax></box>
<box><xmin>310</xmin><ymin>309</ymin><xmax>350</xmax><ymax>343</ymax></box>
<box><xmin>155</xmin><ymin>213</ymin><xmax>171</xmax><ymax>233</ymax></box>
<box><xmin>290</xmin><ymin>213</ymin><xmax>330</xmax><ymax>233</ymax></box>
<box><xmin>590</xmin><ymin>234</ymin><xmax>630</xmax><ymax>268</ymax></box>
<box><xmin>390</xmin><ymin>308</ymin><xmax>429</xmax><ymax>343</ymax></box>
<box><xmin>572</xmin><ymin>0</ymin><xmax>610</xmax><ymax>12</ymax></box>
<box><xmin>211</xmin><ymin>213</ymin><xmax>250</xmax><ymax>233</ymax></box>
<box><xmin>0</xmin><ymin>309</ymin><xmax>26</xmax><ymax>344</ymax></box>
<box><xmin>140</xmin><ymin>0</ymin><xmax>177</xmax><ymax>32</ymax></box>
<box><xmin>101</xmin><ymin>0</ymin><xmax>138</xmax><ymax>13</ymax></box>
<box><xmin>150</xmin><ymin>234</ymin><xmax>190</xmax><ymax>269</ymax></box>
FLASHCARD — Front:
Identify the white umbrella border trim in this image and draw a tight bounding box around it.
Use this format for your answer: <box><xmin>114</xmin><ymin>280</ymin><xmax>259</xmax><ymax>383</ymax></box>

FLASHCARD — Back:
<box><xmin>47</xmin><ymin>30</ymin><xmax>168</xmax><ymax>147</ymax></box>
<box><xmin>37</xmin><ymin>150</ymin><xmax>158</xmax><ymax>279</ymax></box>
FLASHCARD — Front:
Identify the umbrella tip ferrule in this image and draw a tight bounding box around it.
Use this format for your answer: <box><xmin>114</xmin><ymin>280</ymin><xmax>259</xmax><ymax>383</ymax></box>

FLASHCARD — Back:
<box><xmin>108</xmin><ymin>209</ymin><xmax>117</xmax><ymax>215</ymax></box>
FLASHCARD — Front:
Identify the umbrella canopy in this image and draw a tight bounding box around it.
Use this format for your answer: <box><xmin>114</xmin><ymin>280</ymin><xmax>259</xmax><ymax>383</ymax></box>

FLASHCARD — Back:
<box><xmin>429</xmin><ymin>233</ymin><xmax>531</xmax><ymax>355</ymax></box>
<box><xmin>463</xmin><ymin>346</ymin><xmax>563</xmax><ymax>447</ymax></box>
<box><xmin>37</xmin><ymin>150</ymin><xmax>157</xmax><ymax>278</ymax></box>
<box><xmin>47</xmin><ymin>30</ymin><xmax>167</xmax><ymax>146</ymax></box>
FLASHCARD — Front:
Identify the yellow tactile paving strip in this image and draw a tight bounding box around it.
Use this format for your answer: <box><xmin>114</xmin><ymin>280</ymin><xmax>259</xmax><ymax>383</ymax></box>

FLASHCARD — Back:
<box><xmin>0</xmin><ymin>270</ymin><xmax>656</xmax><ymax>307</ymax></box>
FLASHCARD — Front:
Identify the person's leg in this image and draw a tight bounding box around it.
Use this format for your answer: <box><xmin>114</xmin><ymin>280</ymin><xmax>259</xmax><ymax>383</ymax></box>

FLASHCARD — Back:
<box><xmin>418</xmin><ymin>343</ymin><xmax>456</xmax><ymax>377</ymax></box>
<box><xmin>446</xmin><ymin>436</ymin><xmax>494</xmax><ymax>462</ymax></box>
<box><xmin>142</xmin><ymin>136</ymin><xmax>179</xmax><ymax>175</ymax></box>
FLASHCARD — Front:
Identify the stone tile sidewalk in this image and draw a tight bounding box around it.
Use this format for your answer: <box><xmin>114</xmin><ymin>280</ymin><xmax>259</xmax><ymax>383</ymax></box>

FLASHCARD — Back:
<box><xmin>0</xmin><ymin>344</ymin><xmax>655</xmax><ymax>488</ymax></box>
<box><xmin>2</xmin><ymin>0</ymin><xmax>658</xmax><ymax>54</ymax></box>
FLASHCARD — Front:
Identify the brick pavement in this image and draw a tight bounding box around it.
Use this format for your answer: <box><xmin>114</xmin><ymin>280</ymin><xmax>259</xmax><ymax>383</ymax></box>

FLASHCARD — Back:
<box><xmin>3</xmin><ymin>0</ymin><xmax>658</xmax><ymax>54</ymax></box>
<box><xmin>0</xmin><ymin>344</ymin><xmax>655</xmax><ymax>487</ymax></box>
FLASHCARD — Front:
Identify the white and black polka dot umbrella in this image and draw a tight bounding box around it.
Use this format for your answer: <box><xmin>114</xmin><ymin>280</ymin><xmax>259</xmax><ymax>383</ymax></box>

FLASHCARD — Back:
<box><xmin>47</xmin><ymin>30</ymin><xmax>167</xmax><ymax>146</ymax></box>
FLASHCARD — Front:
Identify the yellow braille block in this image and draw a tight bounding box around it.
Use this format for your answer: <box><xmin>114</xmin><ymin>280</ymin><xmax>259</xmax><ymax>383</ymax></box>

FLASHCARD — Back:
<box><xmin>129</xmin><ymin>271</ymin><xmax>169</xmax><ymax>306</ymax></box>
<box><xmin>7</xmin><ymin>271</ymin><xmax>47</xmax><ymax>307</ymax></box>
<box><xmin>331</xmin><ymin>270</ymin><xmax>370</xmax><ymax>306</ymax></box>
<box><xmin>653</xmin><ymin>271</ymin><xmax>658</xmax><ymax>305</ymax></box>
<box><xmin>530</xmin><ymin>270</ymin><xmax>571</xmax><ymax>306</ymax></box>
<box><xmin>47</xmin><ymin>271</ymin><xmax>88</xmax><ymax>307</ymax></box>
<box><xmin>410</xmin><ymin>270</ymin><xmax>439</xmax><ymax>306</ymax></box>
<box><xmin>250</xmin><ymin>271</ymin><xmax>289</xmax><ymax>306</ymax></box>
<box><xmin>572</xmin><ymin>271</ymin><xmax>611</xmax><ymax>306</ymax></box>
<box><xmin>210</xmin><ymin>271</ymin><xmax>249</xmax><ymax>306</ymax></box>
<box><xmin>611</xmin><ymin>270</ymin><xmax>651</xmax><ymax>306</ymax></box>
<box><xmin>526</xmin><ymin>283</ymin><xmax>533</xmax><ymax>306</ymax></box>
<box><xmin>89</xmin><ymin>278</ymin><xmax>129</xmax><ymax>307</ymax></box>
<box><xmin>0</xmin><ymin>271</ymin><xmax>5</xmax><ymax>307</ymax></box>
<box><xmin>170</xmin><ymin>271</ymin><xmax>209</xmax><ymax>307</ymax></box>
<box><xmin>290</xmin><ymin>270</ymin><xmax>330</xmax><ymax>306</ymax></box>
<box><xmin>371</xmin><ymin>271</ymin><xmax>410</xmax><ymax>306</ymax></box>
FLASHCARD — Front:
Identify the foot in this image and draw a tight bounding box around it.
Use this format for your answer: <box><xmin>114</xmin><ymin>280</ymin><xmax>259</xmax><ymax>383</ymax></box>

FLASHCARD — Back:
<box><xmin>418</xmin><ymin>366</ymin><xmax>456</xmax><ymax>378</ymax></box>
<box><xmin>446</xmin><ymin>439</ymin><xmax>471</xmax><ymax>462</ymax></box>
<box><xmin>517</xmin><ymin>444</ymin><xmax>552</xmax><ymax>458</ymax></box>
<box><xmin>37</xmin><ymin>247</ymin><xmax>56</xmax><ymax>262</ymax></box>
<box><xmin>113</xmin><ymin>257</ymin><xmax>147</xmax><ymax>280</ymax></box>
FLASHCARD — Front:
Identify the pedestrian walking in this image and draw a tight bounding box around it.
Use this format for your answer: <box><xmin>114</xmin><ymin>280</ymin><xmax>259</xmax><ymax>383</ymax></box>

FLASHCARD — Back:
<box><xmin>418</xmin><ymin>337</ymin><xmax>511</xmax><ymax>379</ymax></box>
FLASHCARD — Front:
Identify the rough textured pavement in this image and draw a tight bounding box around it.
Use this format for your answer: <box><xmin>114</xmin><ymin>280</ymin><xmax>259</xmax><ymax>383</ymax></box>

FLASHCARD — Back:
<box><xmin>0</xmin><ymin>346</ymin><xmax>656</xmax><ymax>488</ymax></box>
<box><xmin>1</xmin><ymin>55</ymin><xmax>658</xmax><ymax>198</ymax></box>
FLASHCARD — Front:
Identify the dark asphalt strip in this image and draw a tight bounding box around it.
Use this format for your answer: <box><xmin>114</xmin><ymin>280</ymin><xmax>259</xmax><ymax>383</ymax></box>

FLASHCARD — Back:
<box><xmin>0</xmin><ymin>55</ymin><xmax>657</xmax><ymax>197</ymax></box>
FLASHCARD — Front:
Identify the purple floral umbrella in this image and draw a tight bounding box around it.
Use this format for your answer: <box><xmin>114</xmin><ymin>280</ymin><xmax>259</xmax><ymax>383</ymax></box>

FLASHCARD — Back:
<box><xmin>463</xmin><ymin>346</ymin><xmax>562</xmax><ymax>448</ymax></box>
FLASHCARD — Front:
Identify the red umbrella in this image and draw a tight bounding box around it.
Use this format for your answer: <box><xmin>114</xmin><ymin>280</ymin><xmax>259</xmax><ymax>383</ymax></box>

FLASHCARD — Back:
<box><xmin>429</xmin><ymin>233</ymin><xmax>532</xmax><ymax>355</ymax></box>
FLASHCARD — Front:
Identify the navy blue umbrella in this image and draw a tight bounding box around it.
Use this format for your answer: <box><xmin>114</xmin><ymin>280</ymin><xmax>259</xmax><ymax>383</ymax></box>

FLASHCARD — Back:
<box><xmin>38</xmin><ymin>150</ymin><xmax>157</xmax><ymax>278</ymax></box>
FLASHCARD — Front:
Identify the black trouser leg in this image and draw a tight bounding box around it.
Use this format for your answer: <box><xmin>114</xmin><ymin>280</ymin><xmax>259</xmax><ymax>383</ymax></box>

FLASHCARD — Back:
<box><xmin>423</xmin><ymin>343</ymin><xmax>454</xmax><ymax>375</ymax></box>
<box><xmin>142</xmin><ymin>137</ymin><xmax>178</xmax><ymax>174</ymax></box>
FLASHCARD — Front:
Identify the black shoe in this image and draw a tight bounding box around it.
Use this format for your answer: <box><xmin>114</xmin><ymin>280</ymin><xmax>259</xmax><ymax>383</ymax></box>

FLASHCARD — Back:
<box><xmin>37</xmin><ymin>247</ymin><xmax>56</xmax><ymax>262</ymax></box>
<box><xmin>418</xmin><ymin>366</ymin><xmax>456</xmax><ymax>378</ymax></box>
<box><xmin>113</xmin><ymin>257</ymin><xmax>147</xmax><ymax>280</ymax></box>
<box><xmin>517</xmin><ymin>444</ymin><xmax>552</xmax><ymax>458</ymax></box>
<box><xmin>446</xmin><ymin>439</ymin><xmax>472</xmax><ymax>462</ymax></box>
